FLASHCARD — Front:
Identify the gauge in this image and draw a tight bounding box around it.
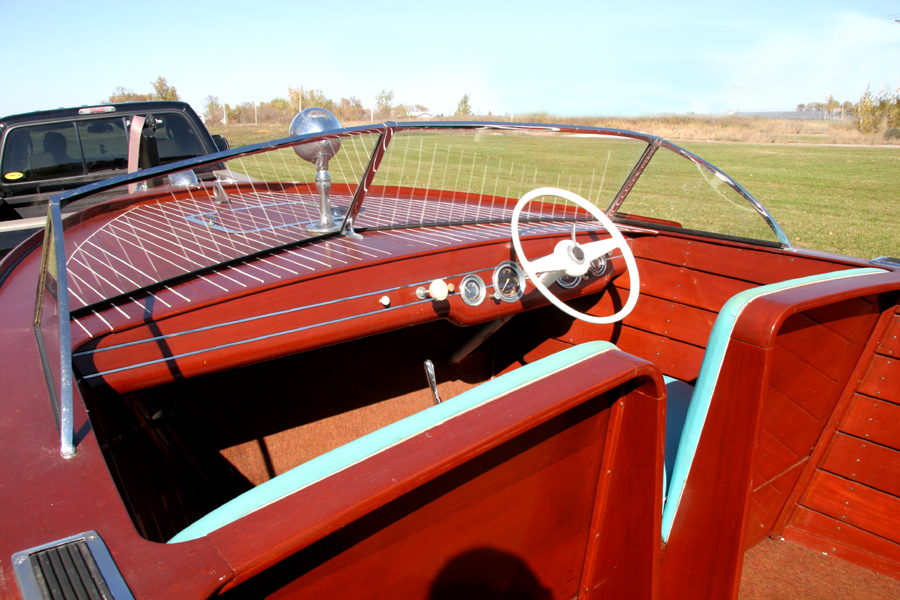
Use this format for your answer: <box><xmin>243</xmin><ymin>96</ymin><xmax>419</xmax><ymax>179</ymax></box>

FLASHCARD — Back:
<box><xmin>460</xmin><ymin>274</ymin><xmax>487</xmax><ymax>306</ymax></box>
<box><xmin>492</xmin><ymin>261</ymin><xmax>526</xmax><ymax>303</ymax></box>
<box><xmin>588</xmin><ymin>254</ymin><xmax>608</xmax><ymax>277</ymax></box>
<box><xmin>556</xmin><ymin>274</ymin><xmax>581</xmax><ymax>289</ymax></box>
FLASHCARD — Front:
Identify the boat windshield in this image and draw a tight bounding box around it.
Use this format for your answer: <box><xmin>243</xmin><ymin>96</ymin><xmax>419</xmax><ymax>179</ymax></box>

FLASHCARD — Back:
<box><xmin>32</xmin><ymin>120</ymin><xmax>787</xmax><ymax>458</ymax></box>
<box><xmin>616</xmin><ymin>143</ymin><xmax>782</xmax><ymax>243</ymax></box>
<box><xmin>44</xmin><ymin>123</ymin><xmax>786</xmax><ymax>314</ymax></box>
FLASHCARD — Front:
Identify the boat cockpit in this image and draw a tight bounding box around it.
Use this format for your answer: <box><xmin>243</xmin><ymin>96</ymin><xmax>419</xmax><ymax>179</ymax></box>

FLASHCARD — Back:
<box><xmin>14</xmin><ymin>111</ymin><xmax>899</xmax><ymax>599</ymax></box>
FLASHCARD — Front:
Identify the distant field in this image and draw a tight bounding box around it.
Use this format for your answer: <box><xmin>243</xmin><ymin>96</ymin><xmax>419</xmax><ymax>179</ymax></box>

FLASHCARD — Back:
<box><xmin>209</xmin><ymin>123</ymin><xmax>900</xmax><ymax>260</ymax></box>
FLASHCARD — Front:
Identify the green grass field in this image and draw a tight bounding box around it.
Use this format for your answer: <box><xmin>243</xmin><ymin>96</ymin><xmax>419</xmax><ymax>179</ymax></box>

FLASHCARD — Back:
<box><xmin>212</xmin><ymin>125</ymin><xmax>900</xmax><ymax>260</ymax></box>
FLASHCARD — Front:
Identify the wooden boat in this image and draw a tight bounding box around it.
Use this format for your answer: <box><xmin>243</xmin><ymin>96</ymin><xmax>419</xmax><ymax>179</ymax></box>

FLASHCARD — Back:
<box><xmin>1</xmin><ymin>110</ymin><xmax>898</xmax><ymax>599</ymax></box>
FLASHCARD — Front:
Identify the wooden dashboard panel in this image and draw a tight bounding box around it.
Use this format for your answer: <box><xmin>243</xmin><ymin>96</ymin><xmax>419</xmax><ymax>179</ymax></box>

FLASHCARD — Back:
<box><xmin>73</xmin><ymin>231</ymin><xmax>622</xmax><ymax>393</ymax></box>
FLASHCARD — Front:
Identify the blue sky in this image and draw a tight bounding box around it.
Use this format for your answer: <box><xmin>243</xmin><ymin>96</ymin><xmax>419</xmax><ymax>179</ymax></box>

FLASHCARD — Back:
<box><xmin>3</xmin><ymin>1</ymin><xmax>899</xmax><ymax>119</ymax></box>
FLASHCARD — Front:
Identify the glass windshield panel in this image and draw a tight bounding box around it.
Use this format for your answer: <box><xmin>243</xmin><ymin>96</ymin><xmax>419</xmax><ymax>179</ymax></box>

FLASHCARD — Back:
<box><xmin>618</xmin><ymin>147</ymin><xmax>779</xmax><ymax>243</ymax></box>
<box><xmin>62</xmin><ymin>131</ymin><xmax>380</xmax><ymax>310</ymax></box>
<box><xmin>362</xmin><ymin>129</ymin><xmax>648</xmax><ymax>229</ymax></box>
<box><xmin>2</xmin><ymin>122</ymin><xmax>85</xmax><ymax>182</ymax></box>
<box><xmin>77</xmin><ymin>117</ymin><xmax>128</xmax><ymax>174</ymax></box>
<box><xmin>36</xmin><ymin>223</ymin><xmax>63</xmax><ymax>387</ymax></box>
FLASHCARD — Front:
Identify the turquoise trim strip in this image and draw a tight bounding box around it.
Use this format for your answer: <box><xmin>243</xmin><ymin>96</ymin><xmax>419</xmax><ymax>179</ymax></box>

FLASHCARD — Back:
<box><xmin>660</xmin><ymin>267</ymin><xmax>883</xmax><ymax>542</ymax></box>
<box><xmin>169</xmin><ymin>340</ymin><xmax>617</xmax><ymax>543</ymax></box>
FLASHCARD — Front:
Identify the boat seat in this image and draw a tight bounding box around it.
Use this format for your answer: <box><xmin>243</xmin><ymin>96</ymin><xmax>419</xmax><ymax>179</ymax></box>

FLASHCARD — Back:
<box><xmin>662</xmin><ymin>376</ymin><xmax>693</xmax><ymax>502</ymax></box>
<box><xmin>660</xmin><ymin>267</ymin><xmax>883</xmax><ymax>542</ymax></box>
<box><xmin>169</xmin><ymin>340</ymin><xmax>619</xmax><ymax>543</ymax></box>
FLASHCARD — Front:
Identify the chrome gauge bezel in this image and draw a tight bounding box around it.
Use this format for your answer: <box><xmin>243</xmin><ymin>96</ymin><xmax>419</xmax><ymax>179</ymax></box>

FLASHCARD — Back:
<box><xmin>492</xmin><ymin>261</ymin><xmax>526</xmax><ymax>303</ymax></box>
<box><xmin>556</xmin><ymin>274</ymin><xmax>582</xmax><ymax>289</ymax></box>
<box><xmin>588</xmin><ymin>254</ymin><xmax>608</xmax><ymax>277</ymax></box>
<box><xmin>460</xmin><ymin>274</ymin><xmax>487</xmax><ymax>306</ymax></box>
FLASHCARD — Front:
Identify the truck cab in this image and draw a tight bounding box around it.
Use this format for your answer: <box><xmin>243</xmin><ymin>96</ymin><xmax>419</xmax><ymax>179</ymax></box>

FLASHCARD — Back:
<box><xmin>0</xmin><ymin>101</ymin><xmax>227</xmax><ymax>252</ymax></box>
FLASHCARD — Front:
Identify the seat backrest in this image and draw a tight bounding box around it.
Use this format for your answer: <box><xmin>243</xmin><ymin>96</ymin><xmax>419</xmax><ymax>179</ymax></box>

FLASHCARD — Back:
<box><xmin>661</xmin><ymin>267</ymin><xmax>884</xmax><ymax>542</ymax></box>
<box><xmin>169</xmin><ymin>341</ymin><xmax>666</xmax><ymax>600</ymax></box>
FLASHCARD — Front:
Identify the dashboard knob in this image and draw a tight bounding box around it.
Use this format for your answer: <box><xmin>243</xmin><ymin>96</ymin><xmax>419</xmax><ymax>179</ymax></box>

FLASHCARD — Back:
<box><xmin>428</xmin><ymin>279</ymin><xmax>449</xmax><ymax>301</ymax></box>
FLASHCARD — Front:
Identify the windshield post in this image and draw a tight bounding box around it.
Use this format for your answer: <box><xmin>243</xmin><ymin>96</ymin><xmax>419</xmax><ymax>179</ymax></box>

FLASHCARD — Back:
<box><xmin>340</xmin><ymin>126</ymin><xmax>392</xmax><ymax>238</ymax></box>
<box><xmin>607</xmin><ymin>138</ymin><xmax>661</xmax><ymax>216</ymax></box>
<box><xmin>32</xmin><ymin>196</ymin><xmax>75</xmax><ymax>458</ymax></box>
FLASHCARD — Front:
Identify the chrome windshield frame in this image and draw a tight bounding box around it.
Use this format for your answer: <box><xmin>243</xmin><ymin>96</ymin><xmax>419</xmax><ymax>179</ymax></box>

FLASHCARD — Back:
<box><xmin>33</xmin><ymin>196</ymin><xmax>75</xmax><ymax>458</ymax></box>
<box><xmin>33</xmin><ymin>120</ymin><xmax>789</xmax><ymax>458</ymax></box>
<box><xmin>656</xmin><ymin>139</ymin><xmax>790</xmax><ymax>247</ymax></box>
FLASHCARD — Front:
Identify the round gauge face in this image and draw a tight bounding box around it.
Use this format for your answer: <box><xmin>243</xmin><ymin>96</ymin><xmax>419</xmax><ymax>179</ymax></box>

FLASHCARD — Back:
<box><xmin>460</xmin><ymin>274</ymin><xmax>487</xmax><ymax>306</ymax></box>
<box><xmin>556</xmin><ymin>274</ymin><xmax>581</xmax><ymax>289</ymax></box>
<box><xmin>492</xmin><ymin>261</ymin><xmax>526</xmax><ymax>303</ymax></box>
<box><xmin>588</xmin><ymin>255</ymin><xmax>608</xmax><ymax>277</ymax></box>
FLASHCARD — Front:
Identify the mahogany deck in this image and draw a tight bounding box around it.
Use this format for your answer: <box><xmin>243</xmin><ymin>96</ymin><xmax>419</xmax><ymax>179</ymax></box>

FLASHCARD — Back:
<box><xmin>69</xmin><ymin>208</ymin><xmax>900</xmax><ymax>595</ymax></box>
<box><xmin>63</xmin><ymin>183</ymin><xmax>562</xmax><ymax>315</ymax></box>
<box><xmin>744</xmin><ymin>295</ymin><xmax>883</xmax><ymax>548</ymax></box>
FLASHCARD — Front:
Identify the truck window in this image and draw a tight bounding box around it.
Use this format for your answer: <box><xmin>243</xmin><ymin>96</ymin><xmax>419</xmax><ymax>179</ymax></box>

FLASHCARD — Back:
<box><xmin>2</xmin><ymin>111</ymin><xmax>209</xmax><ymax>186</ymax></box>
<box><xmin>77</xmin><ymin>117</ymin><xmax>129</xmax><ymax>174</ymax></box>
<box><xmin>2</xmin><ymin>123</ymin><xmax>85</xmax><ymax>183</ymax></box>
<box><xmin>154</xmin><ymin>113</ymin><xmax>207</xmax><ymax>164</ymax></box>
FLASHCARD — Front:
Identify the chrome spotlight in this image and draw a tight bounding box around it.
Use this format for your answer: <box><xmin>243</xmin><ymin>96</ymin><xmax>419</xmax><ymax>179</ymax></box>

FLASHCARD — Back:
<box><xmin>290</xmin><ymin>108</ymin><xmax>343</xmax><ymax>234</ymax></box>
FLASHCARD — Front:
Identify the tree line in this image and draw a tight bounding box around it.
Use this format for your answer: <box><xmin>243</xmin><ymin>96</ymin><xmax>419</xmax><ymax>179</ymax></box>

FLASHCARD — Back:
<box><xmin>796</xmin><ymin>95</ymin><xmax>854</xmax><ymax>115</ymax></box>
<box><xmin>109</xmin><ymin>77</ymin><xmax>896</xmax><ymax>136</ymax></box>
<box><xmin>106</xmin><ymin>77</ymin><xmax>180</xmax><ymax>103</ymax></box>
<box><xmin>199</xmin><ymin>88</ymin><xmax>474</xmax><ymax>125</ymax></box>
<box><xmin>801</xmin><ymin>89</ymin><xmax>900</xmax><ymax>137</ymax></box>
<box><xmin>105</xmin><ymin>78</ymin><xmax>474</xmax><ymax>126</ymax></box>
<box><xmin>797</xmin><ymin>89</ymin><xmax>900</xmax><ymax>136</ymax></box>
<box><xmin>854</xmin><ymin>88</ymin><xmax>900</xmax><ymax>137</ymax></box>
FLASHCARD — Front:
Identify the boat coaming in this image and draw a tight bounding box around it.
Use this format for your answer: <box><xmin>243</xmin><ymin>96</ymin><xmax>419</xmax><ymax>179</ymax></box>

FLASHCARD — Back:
<box><xmin>1</xmin><ymin>121</ymin><xmax>899</xmax><ymax>600</ymax></box>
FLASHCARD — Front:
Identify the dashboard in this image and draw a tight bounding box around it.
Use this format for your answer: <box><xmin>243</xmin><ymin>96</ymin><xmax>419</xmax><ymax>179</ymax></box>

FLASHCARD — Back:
<box><xmin>71</xmin><ymin>228</ymin><xmax>624</xmax><ymax>394</ymax></box>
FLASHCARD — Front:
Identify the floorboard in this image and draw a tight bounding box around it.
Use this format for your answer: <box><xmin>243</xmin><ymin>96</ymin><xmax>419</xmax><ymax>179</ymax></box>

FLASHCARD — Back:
<box><xmin>739</xmin><ymin>538</ymin><xmax>900</xmax><ymax>600</ymax></box>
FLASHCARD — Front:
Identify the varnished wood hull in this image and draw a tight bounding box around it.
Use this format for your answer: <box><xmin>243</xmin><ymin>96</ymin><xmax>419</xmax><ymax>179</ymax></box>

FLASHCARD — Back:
<box><xmin>2</xmin><ymin>122</ymin><xmax>898</xmax><ymax>600</ymax></box>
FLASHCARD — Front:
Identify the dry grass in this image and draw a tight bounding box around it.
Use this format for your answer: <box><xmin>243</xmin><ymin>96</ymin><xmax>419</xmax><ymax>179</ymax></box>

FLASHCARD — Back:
<box><xmin>590</xmin><ymin>115</ymin><xmax>896</xmax><ymax>146</ymax></box>
<box><xmin>506</xmin><ymin>113</ymin><xmax>897</xmax><ymax>146</ymax></box>
<box><xmin>211</xmin><ymin>115</ymin><xmax>900</xmax><ymax>147</ymax></box>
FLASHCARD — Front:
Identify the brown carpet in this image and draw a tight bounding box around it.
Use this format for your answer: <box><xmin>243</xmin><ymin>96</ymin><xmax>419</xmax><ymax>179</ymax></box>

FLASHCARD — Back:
<box><xmin>739</xmin><ymin>538</ymin><xmax>900</xmax><ymax>600</ymax></box>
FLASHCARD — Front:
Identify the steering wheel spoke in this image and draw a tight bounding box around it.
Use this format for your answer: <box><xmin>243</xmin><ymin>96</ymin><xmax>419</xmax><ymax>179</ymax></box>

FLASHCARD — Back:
<box><xmin>511</xmin><ymin>187</ymin><xmax>640</xmax><ymax>325</ymax></box>
<box><xmin>581</xmin><ymin>238</ymin><xmax>619</xmax><ymax>262</ymax></box>
<box><xmin>529</xmin><ymin>241</ymin><xmax>575</xmax><ymax>274</ymax></box>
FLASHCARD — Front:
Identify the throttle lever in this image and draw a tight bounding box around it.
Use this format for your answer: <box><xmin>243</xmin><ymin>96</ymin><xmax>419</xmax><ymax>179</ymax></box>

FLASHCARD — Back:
<box><xmin>424</xmin><ymin>360</ymin><xmax>442</xmax><ymax>405</ymax></box>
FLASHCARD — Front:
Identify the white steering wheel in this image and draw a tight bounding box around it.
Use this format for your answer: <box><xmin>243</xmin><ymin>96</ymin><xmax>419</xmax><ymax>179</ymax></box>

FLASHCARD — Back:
<box><xmin>511</xmin><ymin>187</ymin><xmax>640</xmax><ymax>324</ymax></box>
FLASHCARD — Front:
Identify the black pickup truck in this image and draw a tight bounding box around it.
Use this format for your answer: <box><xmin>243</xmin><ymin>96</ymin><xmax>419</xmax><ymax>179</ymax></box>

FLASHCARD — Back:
<box><xmin>0</xmin><ymin>101</ymin><xmax>227</xmax><ymax>251</ymax></box>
